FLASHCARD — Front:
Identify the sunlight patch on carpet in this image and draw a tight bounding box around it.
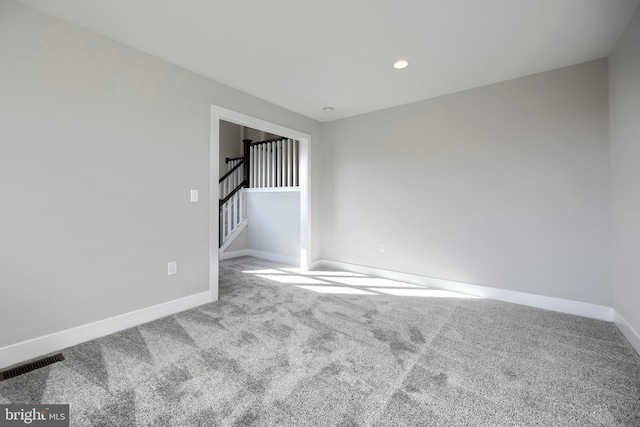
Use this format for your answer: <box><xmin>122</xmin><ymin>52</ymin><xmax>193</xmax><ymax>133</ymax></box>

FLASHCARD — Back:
<box><xmin>372</xmin><ymin>288</ymin><xmax>481</xmax><ymax>298</ymax></box>
<box><xmin>256</xmin><ymin>275</ymin><xmax>330</xmax><ymax>285</ymax></box>
<box><xmin>296</xmin><ymin>286</ymin><xmax>377</xmax><ymax>295</ymax></box>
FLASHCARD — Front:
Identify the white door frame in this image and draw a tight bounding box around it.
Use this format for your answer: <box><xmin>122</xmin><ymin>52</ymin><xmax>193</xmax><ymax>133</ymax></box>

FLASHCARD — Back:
<box><xmin>210</xmin><ymin>105</ymin><xmax>312</xmax><ymax>301</ymax></box>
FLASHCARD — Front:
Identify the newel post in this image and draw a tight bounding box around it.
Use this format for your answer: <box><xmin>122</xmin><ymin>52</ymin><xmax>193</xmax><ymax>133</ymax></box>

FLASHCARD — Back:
<box><xmin>242</xmin><ymin>139</ymin><xmax>252</xmax><ymax>188</ymax></box>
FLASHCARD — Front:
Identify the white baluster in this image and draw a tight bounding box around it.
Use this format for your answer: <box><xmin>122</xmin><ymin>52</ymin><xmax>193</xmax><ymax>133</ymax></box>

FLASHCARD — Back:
<box><xmin>269</xmin><ymin>142</ymin><xmax>274</xmax><ymax>187</ymax></box>
<box><xmin>232</xmin><ymin>193</ymin><xmax>237</xmax><ymax>232</ymax></box>
<box><xmin>251</xmin><ymin>146</ymin><xmax>256</xmax><ymax>188</ymax></box>
<box><xmin>274</xmin><ymin>139</ymin><xmax>280</xmax><ymax>187</ymax></box>
<box><xmin>229</xmin><ymin>199</ymin><xmax>233</xmax><ymax>236</ymax></box>
<box><xmin>235</xmin><ymin>192</ymin><xmax>240</xmax><ymax>228</ymax></box>
<box><xmin>280</xmin><ymin>139</ymin><xmax>284</xmax><ymax>187</ymax></box>
<box><xmin>279</xmin><ymin>140</ymin><xmax>283</xmax><ymax>186</ymax></box>
<box><xmin>253</xmin><ymin>146</ymin><xmax>257</xmax><ymax>187</ymax></box>
<box><xmin>282</xmin><ymin>140</ymin><xmax>287</xmax><ymax>187</ymax></box>
<box><xmin>292</xmin><ymin>139</ymin><xmax>296</xmax><ymax>186</ymax></box>
<box><xmin>255</xmin><ymin>146</ymin><xmax>259</xmax><ymax>188</ymax></box>
<box><xmin>281</xmin><ymin>140</ymin><xmax>285</xmax><ymax>187</ymax></box>
<box><xmin>285</xmin><ymin>139</ymin><xmax>290</xmax><ymax>186</ymax></box>
<box><xmin>221</xmin><ymin>205</ymin><xmax>225</xmax><ymax>242</ymax></box>
<box><xmin>264</xmin><ymin>144</ymin><xmax>268</xmax><ymax>188</ymax></box>
<box><xmin>229</xmin><ymin>196</ymin><xmax>234</xmax><ymax>234</ymax></box>
<box><xmin>229</xmin><ymin>201</ymin><xmax>234</xmax><ymax>234</ymax></box>
<box><xmin>260</xmin><ymin>144</ymin><xmax>267</xmax><ymax>187</ymax></box>
<box><xmin>257</xmin><ymin>146</ymin><xmax>262</xmax><ymax>188</ymax></box>
<box><xmin>223</xmin><ymin>203</ymin><xmax>228</xmax><ymax>240</ymax></box>
<box><xmin>255</xmin><ymin>146</ymin><xmax>258</xmax><ymax>188</ymax></box>
<box><xmin>264</xmin><ymin>143</ymin><xmax>273</xmax><ymax>187</ymax></box>
<box><xmin>227</xmin><ymin>196</ymin><xmax>233</xmax><ymax>236</ymax></box>
<box><xmin>264</xmin><ymin>143</ymin><xmax>271</xmax><ymax>187</ymax></box>
<box><xmin>262</xmin><ymin>145</ymin><xmax>265</xmax><ymax>188</ymax></box>
<box><xmin>293</xmin><ymin>139</ymin><xmax>298</xmax><ymax>186</ymax></box>
<box><xmin>273</xmin><ymin>140</ymin><xmax>278</xmax><ymax>187</ymax></box>
<box><xmin>271</xmin><ymin>141</ymin><xmax>276</xmax><ymax>188</ymax></box>
<box><xmin>228</xmin><ymin>200</ymin><xmax>232</xmax><ymax>237</ymax></box>
<box><xmin>282</xmin><ymin>139</ymin><xmax>287</xmax><ymax>187</ymax></box>
<box><xmin>263</xmin><ymin>145</ymin><xmax>267</xmax><ymax>187</ymax></box>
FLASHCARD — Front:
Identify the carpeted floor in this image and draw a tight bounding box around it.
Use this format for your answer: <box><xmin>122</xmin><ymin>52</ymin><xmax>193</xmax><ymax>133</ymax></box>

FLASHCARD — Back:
<box><xmin>1</xmin><ymin>256</ymin><xmax>639</xmax><ymax>426</ymax></box>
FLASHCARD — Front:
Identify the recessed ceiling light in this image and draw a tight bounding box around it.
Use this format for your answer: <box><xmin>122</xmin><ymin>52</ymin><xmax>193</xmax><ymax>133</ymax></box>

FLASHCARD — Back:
<box><xmin>393</xmin><ymin>60</ymin><xmax>409</xmax><ymax>69</ymax></box>
<box><xmin>323</xmin><ymin>107</ymin><xmax>334</xmax><ymax>113</ymax></box>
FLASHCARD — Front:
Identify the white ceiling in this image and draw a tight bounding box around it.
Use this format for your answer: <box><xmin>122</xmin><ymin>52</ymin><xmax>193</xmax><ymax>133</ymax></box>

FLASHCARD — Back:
<box><xmin>17</xmin><ymin>0</ymin><xmax>640</xmax><ymax>122</ymax></box>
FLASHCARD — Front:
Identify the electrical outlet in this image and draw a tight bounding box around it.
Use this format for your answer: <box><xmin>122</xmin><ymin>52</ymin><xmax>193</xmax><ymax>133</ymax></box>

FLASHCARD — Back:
<box><xmin>168</xmin><ymin>262</ymin><xmax>177</xmax><ymax>275</ymax></box>
<box><xmin>379</xmin><ymin>242</ymin><xmax>386</xmax><ymax>253</ymax></box>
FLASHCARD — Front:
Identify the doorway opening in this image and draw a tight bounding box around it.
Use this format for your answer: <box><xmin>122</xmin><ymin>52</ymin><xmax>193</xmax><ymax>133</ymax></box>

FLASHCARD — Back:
<box><xmin>209</xmin><ymin>105</ymin><xmax>311</xmax><ymax>302</ymax></box>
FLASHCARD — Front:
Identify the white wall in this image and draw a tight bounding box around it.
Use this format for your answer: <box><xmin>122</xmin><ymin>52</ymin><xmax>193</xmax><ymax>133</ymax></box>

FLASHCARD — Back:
<box><xmin>610</xmin><ymin>7</ymin><xmax>640</xmax><ymax>342</ymax></box>
<box><xmin>219</xmin><ymin>120</ymin><xmax>242</xmax><ymax>179</ymax></box>
<box><xmin>223</xmin><ymin>224</ymin><xmax>249</xmax><ymax>252</ymax></box>
<box><xmin>0</xmin><ymin>0</ymin><xmax>321</xmax><ymax>353</ymax></box>
<box><xmin>245</xmin><ymin>190</ymin><xmax>301</xmax><ymax>263</ymax></box>
<box><xmin>242</xmin><ymin>127</ymin><xmax>283</xmax><ymax>144</ymax></box>
<box><xmin>322</xmin><ymin>60</ymin><xmax>611</xmax><ymax>306</ymax></box>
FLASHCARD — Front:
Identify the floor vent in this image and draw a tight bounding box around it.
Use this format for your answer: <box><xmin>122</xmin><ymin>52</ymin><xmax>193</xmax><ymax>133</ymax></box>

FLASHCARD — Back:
<box><xmin>0</xmin><ymin>353</ymin><xmax>65</xmax><ymax>381</ymax></box>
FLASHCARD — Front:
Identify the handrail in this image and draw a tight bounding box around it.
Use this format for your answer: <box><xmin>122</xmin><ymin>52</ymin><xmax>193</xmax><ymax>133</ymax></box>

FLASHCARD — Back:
<box><xmin>249</xmin><ymin>137</ymin><xmax>286</xmax><ymax>147</ymax></box>
<box><xmin>218</xmin><ymin>160</ymin><xmax>244</xmax><ymax>184</ymax></box>
<box><xmin>226</xmin><ymin>156</ymin><xmax>243</xmax><ymax>163</ymax></box>
<box><xmin>219</xmin><ymin>180</ymin><xmax>247</xmax><ymax>207</ymax></box>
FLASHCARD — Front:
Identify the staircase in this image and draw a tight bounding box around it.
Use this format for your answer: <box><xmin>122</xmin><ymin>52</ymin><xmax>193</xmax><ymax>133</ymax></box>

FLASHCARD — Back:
<box><xmin>219</xmin><ymin>137</ymin><xmax>300</xmax><ymax>249</ymax></box>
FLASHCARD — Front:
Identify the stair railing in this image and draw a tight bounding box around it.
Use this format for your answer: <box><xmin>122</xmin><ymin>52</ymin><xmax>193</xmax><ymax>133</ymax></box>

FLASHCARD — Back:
<box><xmin>218</xmin><ymin>142</ymin><xmax>251</xmax><ymax>247</ymax></box>
<box><xmin>218</xmin><ymin>137</ymin><xmax>300</xmax><ymax>247</ymax></box>
<box><xmin>248</xmin><ymin>138</ymin><xmax>299</xmax><ymax>188</ymax></box>
<box><xmin>218</xmin><ymin>180</ymin><xmax>246</xmax><ymax>247</ymax></box>
<box><xmin>219</xmin><ymin>157</ymin><xmax>244</xmax><ymax>200</ymax></box>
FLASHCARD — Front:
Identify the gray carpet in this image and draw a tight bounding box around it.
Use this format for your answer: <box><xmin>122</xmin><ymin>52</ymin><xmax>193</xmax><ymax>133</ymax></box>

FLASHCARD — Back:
<box><xmin>1</xmin><ymin>256</ymin><xmax>639</xmax><ymax>426</ymax></box>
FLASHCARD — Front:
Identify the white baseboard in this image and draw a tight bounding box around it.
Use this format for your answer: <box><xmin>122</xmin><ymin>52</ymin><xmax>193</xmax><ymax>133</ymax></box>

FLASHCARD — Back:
<box><xmin>219</xmin><ymin>249</ymin><xmax>251</xmax><ymax>261</ymax></box>
<box><xmin>320</xmin><ymin>260</ymin><xmax>613</xmax><ymax>321</ymax></box>
<box><xmin>613</xmin><ymin>310</ymin><xmax>640</xmax><ymax>356</ymax></box>
<box><xmin>221</xmin><ymin>249</ymin><xmax>299</xmax><ymax>266</ymax></box>
<box><xmin>0</xmin><ymin>291</ymin><xmax>212</xmax><ymax>370</ymax></box>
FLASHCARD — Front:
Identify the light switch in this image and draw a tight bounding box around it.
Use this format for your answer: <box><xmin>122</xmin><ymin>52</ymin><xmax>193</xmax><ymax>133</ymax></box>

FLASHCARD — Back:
<box><xmin>190</xmin><ymin>190</ymin><xmax>198</xmax><ymax>202</ymax></box>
